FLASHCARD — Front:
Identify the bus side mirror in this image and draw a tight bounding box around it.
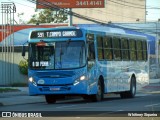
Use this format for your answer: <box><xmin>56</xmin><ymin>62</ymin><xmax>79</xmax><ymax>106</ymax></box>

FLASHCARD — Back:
<box><xmin>22</xmin><ymin>46</ymin><xmax>26</xmax><ymax>57</ymax></box>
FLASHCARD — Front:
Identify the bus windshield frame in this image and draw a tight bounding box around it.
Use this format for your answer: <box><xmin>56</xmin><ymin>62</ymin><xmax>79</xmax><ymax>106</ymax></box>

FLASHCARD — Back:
<box><xmin>28</xmin><ymin>40</ymin><xmax>86</xmax><ymax>70</ymax></box>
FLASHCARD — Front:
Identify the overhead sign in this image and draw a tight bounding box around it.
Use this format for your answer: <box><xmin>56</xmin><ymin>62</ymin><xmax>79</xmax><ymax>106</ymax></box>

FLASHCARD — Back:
<box><xmin>37</xmin><ymin>0</ymin><xmax>105</xmax><ymax>9</ymax></box>
<box><xmin>30</xmin><ymin>29</ymin><xmax>83</xmax><ymax>39</ymax></box>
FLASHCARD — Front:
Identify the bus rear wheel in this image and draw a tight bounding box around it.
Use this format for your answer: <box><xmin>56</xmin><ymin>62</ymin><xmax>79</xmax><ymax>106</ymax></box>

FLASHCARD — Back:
<box><xmin>120</xmin><ymin>76</ymin><xmax>136</xmax><ymax>98</ymax></box>
<box><xmin>128</xmin><ymin>76</ymin><xmax>136</xmax><ymax>98</ymax></box>
<box><xmin>45</xmin><ymin>95</ymin><xmax>56</xmax><ymax>104</ymax></box>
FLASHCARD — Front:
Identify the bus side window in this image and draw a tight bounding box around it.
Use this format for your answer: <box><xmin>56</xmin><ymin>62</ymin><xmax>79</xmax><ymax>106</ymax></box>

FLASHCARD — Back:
<box><xmin>121</xmin><ymin>38</ymin><xmax>129</xmax><ymax>61</ymax></box>
<box><xmin>113</xmin><ymin>37</ymin><xmax>121</xmax><ymax>61</ymax></box>
<box><xmin>129</xmin><ymin>40</ymin><xmax>137</xmax><ymax>61</ymax></box>
<box><xmin>97</xmin><ymin>36</ymin><xmax>104</xmax><ymax>60</ymax></box>
<box><xmin>104</xmin><ymin>37</ymin><xmax>113</xmax><ymax>60</ymax></box>
<box><xmin>137</xmin><ymin>40</ymin><xmax>143</xmax><ymax>60</ymax></box>
<box><xmin>142</xmin><ymin>40</ymin><xmax>147</xmax><ymax>61</ymax></box>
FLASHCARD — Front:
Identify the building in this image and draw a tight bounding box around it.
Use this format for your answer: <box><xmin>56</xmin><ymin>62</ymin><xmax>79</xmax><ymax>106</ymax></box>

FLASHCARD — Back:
<box><xmin>72</xmin><ymin>0</ymin><xmax>146</xmax><ymax>24</ymax></box>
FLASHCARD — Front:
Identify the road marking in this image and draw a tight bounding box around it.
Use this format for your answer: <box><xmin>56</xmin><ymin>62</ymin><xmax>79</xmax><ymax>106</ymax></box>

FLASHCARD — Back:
<box><xmin>56</xmin><ymin>105</ymin><xmax>78</xmax><ymax>109</ymax></box>
<box><xmin>136</xmin><ymin>92</ymin><xmax>151</xmax><ymax>97</ymax></box>
<box><xmin>145</xmin><ymin>103</ymin><xmax>160</xmax><ymax>107</ymax></box>
<box><xmin>105</xmin><ymin>110</ymin><xmax>124</xmax><ymax>114</ymax></box>
<box><xmin>95</xmin><ymin>110</ymin><xmax>124</xmax><ymax>116</ymax></box>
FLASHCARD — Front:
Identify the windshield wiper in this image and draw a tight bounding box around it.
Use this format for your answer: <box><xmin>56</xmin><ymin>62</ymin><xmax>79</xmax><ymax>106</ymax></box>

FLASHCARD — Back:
<box><xmin>66</xmin><ymin>39</ymin><xmax>71</xmax><ymax>45</ymax></box>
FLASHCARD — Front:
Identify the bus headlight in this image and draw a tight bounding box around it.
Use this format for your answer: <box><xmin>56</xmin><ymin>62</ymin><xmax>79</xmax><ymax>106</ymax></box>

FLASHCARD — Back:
<box><xmin>74</xmin><ymin>75</ymin><xmax>88</xmax><ymax>85</ymax></box>
<box><xmin>28</xmin><ymin>77</ymin><xmax>37</xmax><ymax>86</ymax></box>
<box><xmin>29</xmin><ymin>77</ymin><xmax>34</xmax><ymax>82</ymax></box>
<box><xmin>80</xmin><ymin>75</ymin><xmax>87</xmax><ymax>81</ymax></box>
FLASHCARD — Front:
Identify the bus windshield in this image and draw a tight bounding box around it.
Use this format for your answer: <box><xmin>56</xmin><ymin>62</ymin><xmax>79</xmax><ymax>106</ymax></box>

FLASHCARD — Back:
<box><xmin>29</xmin><ymin>41</ymin><xmax>86</xmax><ymax>70</ymax></box>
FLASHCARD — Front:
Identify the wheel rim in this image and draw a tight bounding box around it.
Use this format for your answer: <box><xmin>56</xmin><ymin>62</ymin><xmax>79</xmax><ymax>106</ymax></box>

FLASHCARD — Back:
<box><xmin>132</xmin><ymin>85</ymin><xmax>135</xmax><ymax>94</ymax></box>
<box><xmin>131</xmin><ymin>80</ymin><xmax>136</xmax><ymax>95</ymax></box>
<box><xmin>97</xmin><ymin>83</ymin><xmax>102</xmax><ymax>100</ymax></box>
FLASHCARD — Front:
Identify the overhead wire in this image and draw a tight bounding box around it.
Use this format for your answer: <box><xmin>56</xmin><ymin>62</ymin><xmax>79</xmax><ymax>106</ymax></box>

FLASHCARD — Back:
<box><xmin>7</xmin><ymin>0</ymin><xmax>35</xmax><ymax>8</ymax></box>
<box><xmin>113</xmin><ymin>0</ymin><xmax>160</xmax><ymax>9</ymax></box>
<box><xmin>88</xmin><ymin>8</ymin><xmax>145</xmax><ymax>21</ymax></box>
<box><xmin>26</xmin><ymin>0</ymin><xmax>158</xmax><ymax>23</ymax></box>
<box><xmin>3</xmin><ymin>0</ymin><xmax>159</xmax><ymax>23</ymax></box>
<box><xmin>10</xmin><ymin>0</ymin><xmax>154</xmax><ymax>22</ymax></box>
<box><xmin>108</xmin><ymin>0</ymin><xmax>160</xmax><ymax>9</ymax></box>
<box><xmin>27</xmin><ymin>0</ymin><xmax>109</xmax><ymax>24</ymax></box>
<box><xmin>86</xmin><ymin>0</ymin><xmax>146</xmax><ymax>22</ymax></box>
<box><xmin>26</xmin><ymin>0</ymin><xmax>158</xmax><ymax>34</ymax></box>
<box><xmin>35</xmin><ymin>0</ymin><xmax>146</xmax><ymax>22</ymax></box>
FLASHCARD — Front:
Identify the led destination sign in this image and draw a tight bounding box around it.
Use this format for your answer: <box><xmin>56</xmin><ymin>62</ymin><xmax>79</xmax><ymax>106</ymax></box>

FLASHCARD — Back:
<box><xmin>30</xmin><ymin>29</ymin><xmax>83</xmax><ymax>38</ymax></box>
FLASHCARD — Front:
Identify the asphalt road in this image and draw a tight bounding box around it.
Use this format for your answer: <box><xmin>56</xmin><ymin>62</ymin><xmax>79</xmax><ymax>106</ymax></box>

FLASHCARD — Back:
<box><xmin>0</xmin><ymin>91</ymin><xmax>160</xmax><ymax>118</ymax></box>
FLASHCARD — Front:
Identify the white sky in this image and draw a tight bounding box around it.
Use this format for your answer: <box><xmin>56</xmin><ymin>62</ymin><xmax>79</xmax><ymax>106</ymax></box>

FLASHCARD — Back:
<box><xmin>0</xmin><ymin>0</ymin><xmax>160</xmax><ymax>24</ymax></box>
<box><xmin>0</xmin><ymin>0</ymin><xmax>35</xmax><ymax>24</ymax></box>
<box><xmin>146</xmin><ymin>0</ymin><xmax>160</xmax><ymax>21</ymax></box>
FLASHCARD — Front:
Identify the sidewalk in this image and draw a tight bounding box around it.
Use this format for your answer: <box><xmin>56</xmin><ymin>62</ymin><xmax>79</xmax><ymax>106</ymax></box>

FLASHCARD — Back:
<box><xmin>0</xmin><ymin>79</ymin><xmax>160</xmax><ymax>106</ymax></box>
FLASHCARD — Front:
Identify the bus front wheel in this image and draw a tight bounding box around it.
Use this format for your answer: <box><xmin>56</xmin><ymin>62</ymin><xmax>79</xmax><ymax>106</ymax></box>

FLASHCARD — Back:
<box><xmin>92</xmin><ymin>80</ymin><xmax>104</xmax><ymax>102</ymax></box>
<box><xmin>45</xmin><ymin>95</ymin><xmax>56</xmax><ymax>104</ymax></box>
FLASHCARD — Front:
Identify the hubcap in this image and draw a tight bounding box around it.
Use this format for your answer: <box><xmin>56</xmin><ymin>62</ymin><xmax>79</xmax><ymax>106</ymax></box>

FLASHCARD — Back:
<box><xmin>132</xmin><ymin>82</ymin><xmax>136</xmax><ymax>95</ymax></box>
<box><xmin>98</xmin><ymin>85</ymin><xmax>101</xmax><ymax>96</ymax></box>
<box><xmin>97</xmin><ymin>84</ymin><xmax>101</xmax><ymax>100</ymax></box>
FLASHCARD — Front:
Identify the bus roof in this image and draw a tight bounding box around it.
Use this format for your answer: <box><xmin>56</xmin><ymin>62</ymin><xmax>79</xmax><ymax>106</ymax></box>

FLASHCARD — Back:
<box><xmin>83</xmin><ymin>26</ymin><xmax>147</xmax><ymax>40</ymax></box>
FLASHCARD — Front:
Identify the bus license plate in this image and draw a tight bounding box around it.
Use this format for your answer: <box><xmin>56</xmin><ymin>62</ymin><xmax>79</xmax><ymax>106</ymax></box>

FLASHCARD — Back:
<box><xmin>50</xmin><ymin>87</ymin><xmax>60</xmax><ymax>91</ymax></box>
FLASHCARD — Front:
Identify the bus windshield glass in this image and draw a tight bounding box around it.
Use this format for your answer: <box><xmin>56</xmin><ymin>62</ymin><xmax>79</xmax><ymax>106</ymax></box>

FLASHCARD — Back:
<box><xmin>29</xmin><ymin>41</ymin><xmax>86</xmax><ymax>69</ymax></box>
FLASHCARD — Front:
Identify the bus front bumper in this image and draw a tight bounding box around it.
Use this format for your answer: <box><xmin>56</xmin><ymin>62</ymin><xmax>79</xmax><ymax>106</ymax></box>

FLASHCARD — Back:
<box><xmin>28</xmin><ymin>82</ymin><xmax>90</xmax><ymax>96</ymax></box>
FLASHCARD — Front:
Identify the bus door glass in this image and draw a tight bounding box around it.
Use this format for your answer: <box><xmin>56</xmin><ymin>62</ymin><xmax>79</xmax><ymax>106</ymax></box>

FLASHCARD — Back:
<box><xmin>86</xmin><ymin>34</ymin><xmax>95</xmax><ymax>70</ymax></box>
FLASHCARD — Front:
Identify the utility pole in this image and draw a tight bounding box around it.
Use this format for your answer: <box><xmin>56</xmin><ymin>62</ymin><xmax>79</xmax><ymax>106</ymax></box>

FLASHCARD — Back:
<box><xmin>145</xmin><ymin>0</ymin><xmax>147</xmax><ymax>23</ymax></box>
<box><xmin>68</xmin><ymin>8</ymin><xmax>72</xmax><ymax>26</ymax></box>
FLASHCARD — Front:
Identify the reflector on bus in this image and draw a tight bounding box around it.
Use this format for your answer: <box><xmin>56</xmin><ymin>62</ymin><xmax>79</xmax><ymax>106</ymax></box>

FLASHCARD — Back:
<box><xmin>36</xmin><ymin>41</ymin><xmax>46</xmax><ymax>46</ymax></box>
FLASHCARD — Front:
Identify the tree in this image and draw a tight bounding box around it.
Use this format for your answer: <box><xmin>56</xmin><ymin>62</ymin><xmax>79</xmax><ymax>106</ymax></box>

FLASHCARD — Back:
<box><xmin>28</xmin><ymin>9</ymin><xmax>68</xmax><ymax>24</ymax></box>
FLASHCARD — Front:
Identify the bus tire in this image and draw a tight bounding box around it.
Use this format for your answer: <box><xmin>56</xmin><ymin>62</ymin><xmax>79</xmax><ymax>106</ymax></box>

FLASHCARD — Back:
<box><xmin>45</xmin><ymin>95</ymin><xmax>56</xmax><ymax>104</ymax></box>
<box><xmin>120</xmin><ymin>76</ymin><xmax>136</xmax><ymax>98</ymax></box>
<box><xmin>92</xmin><ymin>80</ymin><xmax>104</xmax><ymax>102</ymax></box>
<box><xmin>127</xmin><ymin>76</ymin><xmax>136</xmax><ymax>98</ymax></box>
<box><xmin>82</xmin><ymin>95</ymin><xmax>91</xmax><ymax>101</ymax></box>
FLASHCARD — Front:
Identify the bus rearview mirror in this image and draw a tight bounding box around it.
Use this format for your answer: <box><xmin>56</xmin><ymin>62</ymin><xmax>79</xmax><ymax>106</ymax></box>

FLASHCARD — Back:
<box><xmin>22</xmin><ymin>46</ymin><xmax>26</xmax><ymax>57</ymax></box>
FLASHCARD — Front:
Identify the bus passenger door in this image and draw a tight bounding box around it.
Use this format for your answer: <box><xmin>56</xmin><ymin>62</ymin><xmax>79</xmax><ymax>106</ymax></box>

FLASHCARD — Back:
<box><xmin>87</xmin><ymin>41</ymin><xmax>96</xmax><ymax>93</ymax></box>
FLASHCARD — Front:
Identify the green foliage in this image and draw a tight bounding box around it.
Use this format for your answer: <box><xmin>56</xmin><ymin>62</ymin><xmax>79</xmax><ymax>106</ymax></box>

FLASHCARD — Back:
<box><xmin>28</xmin><ymin>9</ymin><xmax>68</xmax><ymax>24</ymax></box>
<box><xmin>18</xmin><ymin>60</ymin><xmax>28</xmax><ymax>75</ymax></box>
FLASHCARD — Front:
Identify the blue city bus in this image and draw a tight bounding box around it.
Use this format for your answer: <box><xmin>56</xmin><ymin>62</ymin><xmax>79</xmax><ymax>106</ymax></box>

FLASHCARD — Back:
<box><xmin>22</xmin><ymin>26</ymin><xmax>149</xmax><ymax>104</ymax></box>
